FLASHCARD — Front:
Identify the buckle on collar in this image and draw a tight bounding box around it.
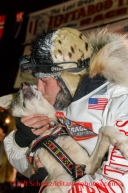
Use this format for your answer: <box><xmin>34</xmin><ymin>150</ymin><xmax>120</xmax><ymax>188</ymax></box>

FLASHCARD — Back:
<box><xmin>73</xmin><ymin>164</ymin><xmax>86</xmax><ymax>180</ymax></box>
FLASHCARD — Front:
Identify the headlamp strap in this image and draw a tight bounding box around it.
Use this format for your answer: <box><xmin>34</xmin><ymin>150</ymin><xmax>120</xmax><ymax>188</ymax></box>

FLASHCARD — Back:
<box><xmin>19</xmin><ymin>53</ymin><xmax>90</xmax><ymax>73</ymax></box>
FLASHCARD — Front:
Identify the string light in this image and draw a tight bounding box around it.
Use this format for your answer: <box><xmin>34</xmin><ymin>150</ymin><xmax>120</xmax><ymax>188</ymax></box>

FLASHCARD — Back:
<box><xmin>4</xmin><ymin>117</ymin><xmax>11</xmax><ymax>124</ymax></box>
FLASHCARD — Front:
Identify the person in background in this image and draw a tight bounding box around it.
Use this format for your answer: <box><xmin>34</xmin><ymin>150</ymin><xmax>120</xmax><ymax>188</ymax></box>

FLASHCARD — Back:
<box><xmin>0</xmin><ymin>110</ymin><xmax>17</xmax><ymax>193</ymax></box>
<box><xmin>3</xmin><ymin>27</ymin><xmax>128</xmax><ymax>192</ymax></box>
<box><xmin>0</xmin><ymin>110</ymin><xmax>31</xmax><ymax>193</ymax></box>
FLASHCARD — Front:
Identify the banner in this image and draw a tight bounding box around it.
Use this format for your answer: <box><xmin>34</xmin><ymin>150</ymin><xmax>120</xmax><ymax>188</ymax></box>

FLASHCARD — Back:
<box><xmin>25</xmin><ymin>0</ymin><xmax>128</xmax><ymax>44</ymax></box>
<box><xmin>0</xmin><ymin>15</ymin><xmax>6</xmax><ymax>40</ymax></box>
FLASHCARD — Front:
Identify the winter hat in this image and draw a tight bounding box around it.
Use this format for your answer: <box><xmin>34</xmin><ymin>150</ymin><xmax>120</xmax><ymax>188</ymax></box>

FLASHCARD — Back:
<box><xmin>19</xmin><ymin>27</ymin><xmax>93</xmax><ymax>109</ymax></box>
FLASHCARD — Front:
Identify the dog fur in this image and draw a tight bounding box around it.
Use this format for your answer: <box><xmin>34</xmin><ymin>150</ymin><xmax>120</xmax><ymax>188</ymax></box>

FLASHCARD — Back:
<box><xmin>1</xmin><ymin>82</ymin><xmax>128</xmax><ymax>193</ymax></box>
<box><xmin>88</xmin><ymin>29</ymin><xmax>128</xmax><ymax>86</ymax></box>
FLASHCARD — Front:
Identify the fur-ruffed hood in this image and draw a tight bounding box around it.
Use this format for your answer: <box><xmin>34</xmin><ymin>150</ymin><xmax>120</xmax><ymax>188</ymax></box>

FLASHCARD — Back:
<box><xmin>22</xmin><ymin>27</ymin><xmax>128</xmax><ymax>106</ymax></box>
<box><xmin>88</xmin><ymin>29</ymin><xmax>128</xmax><ymax>87</ymax></box>
<box><xmin>30</xmin><ymin>27</ymin><xmax>128</xmax><ymax>87</ymax></box>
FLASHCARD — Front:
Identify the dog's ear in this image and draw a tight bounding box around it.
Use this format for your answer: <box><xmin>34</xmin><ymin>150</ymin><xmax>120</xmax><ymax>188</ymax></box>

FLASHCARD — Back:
<box><xmin>0</xmin><ymin>94</ymin><xmax>13</xmax><ymax>109</ymax></box>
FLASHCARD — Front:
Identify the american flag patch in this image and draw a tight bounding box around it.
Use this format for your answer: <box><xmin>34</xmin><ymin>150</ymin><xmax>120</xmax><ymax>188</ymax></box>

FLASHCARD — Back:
<box><xmin>88</xmin><ymin>98</ymin><xmax>108</xmax><ymax>110</ymax></box>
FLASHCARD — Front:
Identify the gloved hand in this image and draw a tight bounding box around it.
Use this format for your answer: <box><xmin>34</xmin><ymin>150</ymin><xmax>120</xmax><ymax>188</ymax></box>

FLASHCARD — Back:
<box><xmin>29</xmin><ymin>156</ymin><xmax>48</xmax><ymax>193</ymax></box>
<box><xmin>15</xmin><ymin>118</ymin><xmax>37</xmax><ymax>147</ymax></box>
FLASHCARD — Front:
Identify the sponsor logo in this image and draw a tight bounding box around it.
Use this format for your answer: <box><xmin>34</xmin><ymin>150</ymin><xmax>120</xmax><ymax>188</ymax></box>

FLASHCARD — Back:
<box><xmin>51</xmin><ymin>66</ymin><xmax>62</xmax><ymax>72</ymax></box>
<box><xmin>56</xmin><ymin>111</ymin><xmax>97</xmax><ymax>141</ymax></box>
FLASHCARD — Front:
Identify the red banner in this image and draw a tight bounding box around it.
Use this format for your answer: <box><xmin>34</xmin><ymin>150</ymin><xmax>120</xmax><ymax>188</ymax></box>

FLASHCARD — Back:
<box><xmin>0</xmin><ymin>15</ymin><xmax>6</xmax><ymax>39</ymax></box>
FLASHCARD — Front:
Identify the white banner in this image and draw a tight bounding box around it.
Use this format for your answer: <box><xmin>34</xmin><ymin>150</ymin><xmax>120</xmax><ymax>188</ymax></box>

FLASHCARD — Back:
<box><xmin>25</xmin><ymin>0</ymin><xmax>128</xmax><ymax>44</ymax></box>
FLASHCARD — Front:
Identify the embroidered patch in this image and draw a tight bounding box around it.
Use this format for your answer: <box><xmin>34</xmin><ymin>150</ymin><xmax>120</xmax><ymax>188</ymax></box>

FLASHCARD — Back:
<box><xmin>88</xmin><ymin>97</ymin><xmax>108</xmax><ymax>110</ymax></box>
<box><xmin>56</xmin><ymin>111</ymin><xmax>97</xmax><ymax>141</ymax></box>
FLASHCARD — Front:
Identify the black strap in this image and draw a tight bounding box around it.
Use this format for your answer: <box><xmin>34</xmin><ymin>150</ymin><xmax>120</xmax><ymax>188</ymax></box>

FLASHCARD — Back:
<box><xmin>31</xmin><ymin>128</ymin><xmax>68</xmax><ymax>153</ymax></box>
<box><xmin>28</xmin><ymin>128</ymin><xmax>86</xmax><ymax>180</ymax></box>
<box><xmin>42</xmin><ymin>138</ymin><xmax>86</xmax><ymax>180</ymax></box>
<box><xmin>28</xmin><ymin>128</ymin><xmax>68</xmax><ymax>163</ymax></box>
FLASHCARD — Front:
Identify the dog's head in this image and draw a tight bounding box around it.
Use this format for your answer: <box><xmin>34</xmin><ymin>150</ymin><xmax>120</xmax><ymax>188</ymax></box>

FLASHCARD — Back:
<box><xmin>0</xmin><ymin>82</ymin><xmax>56</xmax><ymax>120</ymax></box>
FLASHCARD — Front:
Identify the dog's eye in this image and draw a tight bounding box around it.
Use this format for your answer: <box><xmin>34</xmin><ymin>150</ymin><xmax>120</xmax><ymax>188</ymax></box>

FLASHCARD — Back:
<box><xmin>16</xmin><ymin>92</ymin><xmax>20</xmax><ymax>97</ymax></box>
<box><xmin>23</xmin><ymin>102</ymin><xmax>25</xmax><ymax>108</ymax></box>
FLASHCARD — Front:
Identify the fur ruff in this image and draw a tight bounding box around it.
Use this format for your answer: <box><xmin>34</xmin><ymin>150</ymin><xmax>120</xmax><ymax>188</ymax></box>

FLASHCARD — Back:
<box><xmin>88</xmin><ymin>29</ymin><xmax>128</xmax><ymax>87</ymax></box>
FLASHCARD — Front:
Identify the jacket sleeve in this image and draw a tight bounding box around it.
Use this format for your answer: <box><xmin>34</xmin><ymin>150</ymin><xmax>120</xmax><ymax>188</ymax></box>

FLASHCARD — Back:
<box><xmin>3</xmin><ymin>130</ymin><xmax>32</xmax><ymax>178</ymax></box>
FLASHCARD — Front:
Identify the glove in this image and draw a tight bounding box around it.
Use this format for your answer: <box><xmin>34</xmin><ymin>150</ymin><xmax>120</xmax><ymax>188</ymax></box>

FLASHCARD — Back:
<box><xmin>15</xmin><ymin>118</ymin><xmax>37</xmax><ymax>147</ymax></box>
<box><xmin>29</xmin><ymin>167</ymin><xmax>48</xmax><ymax>193</ymax></box>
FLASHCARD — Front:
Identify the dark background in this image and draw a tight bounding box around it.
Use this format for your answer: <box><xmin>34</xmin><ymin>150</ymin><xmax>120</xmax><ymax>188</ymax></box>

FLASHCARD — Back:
<box><xmin>0</xmin><ymin>0</ymin><xmax>69</xmax><ymax>96</ymax></box>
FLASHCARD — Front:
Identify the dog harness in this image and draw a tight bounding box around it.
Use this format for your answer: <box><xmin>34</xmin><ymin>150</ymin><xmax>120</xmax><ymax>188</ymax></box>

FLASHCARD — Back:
<box><xmin>28</xmin><ymin>127</ymin><xmax>86</xmax><ymax>180</ymax></box>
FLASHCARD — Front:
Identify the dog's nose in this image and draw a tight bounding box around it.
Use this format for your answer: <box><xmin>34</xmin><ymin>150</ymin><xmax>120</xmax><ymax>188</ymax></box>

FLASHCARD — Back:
<box><xmin>20</xmin><ymin>82</ymin><xmax>30</xmax><ymax>89</ymax></box>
